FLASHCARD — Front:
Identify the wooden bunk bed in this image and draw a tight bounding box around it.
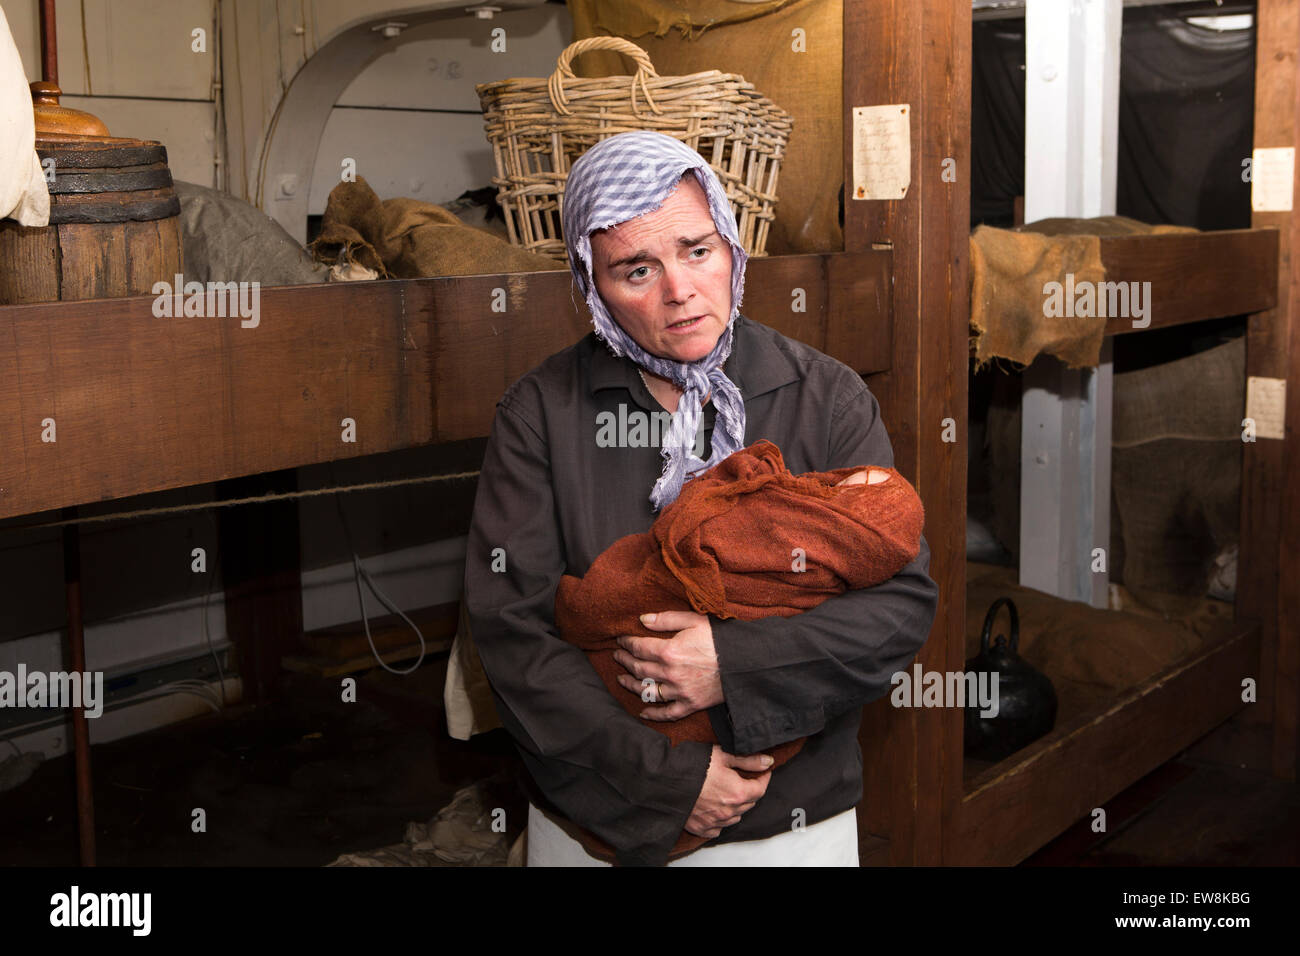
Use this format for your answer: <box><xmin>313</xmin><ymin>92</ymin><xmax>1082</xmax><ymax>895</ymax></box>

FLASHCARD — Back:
<box><xmin>0</xmin><ymin>0</ymin><xmax>1294</xmax><ymax>867</ymax></box>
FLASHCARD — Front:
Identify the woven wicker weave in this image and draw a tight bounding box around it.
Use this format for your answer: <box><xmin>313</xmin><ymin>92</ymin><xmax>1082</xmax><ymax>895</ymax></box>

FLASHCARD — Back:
<box><xmin>476</xmin><ymin>37</ymin><xmax>793</xmax><ymax>262</ymax></box>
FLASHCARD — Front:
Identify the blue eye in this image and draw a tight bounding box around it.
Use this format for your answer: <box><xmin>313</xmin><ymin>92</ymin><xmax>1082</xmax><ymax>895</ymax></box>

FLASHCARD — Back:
<box><xmin>627</xmin><ymin>266</ymin><xmax>649</xmax><ymax>280</ymax></box>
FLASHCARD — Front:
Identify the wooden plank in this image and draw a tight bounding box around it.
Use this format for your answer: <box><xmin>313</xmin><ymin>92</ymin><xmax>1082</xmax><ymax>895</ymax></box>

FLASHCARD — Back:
<box><xmin>947</xmin><ymin>620</ymin><xmax>1260</xmax><ymax>865</ymax></box>
<box><xmin>123</xmin><ymin>218</ymin><xmax>183</xmax><ymax>298</ymax></box>
<box><xmin>430</xmin><ymin>253</ymin><xmax>893</xmax><ymax>441</ymax></box>
<box><xmin>825</xmin><ymin>251</ymin><xmax>893</xmax><ymax>377</ymax></box>
<box><xmin>428</xmin><ymin>273</ymin><xmax>590</xmax><ymax>444</ymax></box>
<box><xmin>1019</xmin><ymin>760</ymin><xmax>1194</xmax><ymax>865</ymax></box>
<box><xmin>0</xmin><ymin>222</ymin><xmax>61</xmax><ymax>305</ymax></box>
<box><xmin>1100</xmin><ymin>229</ymin><xmax>1279</xmax><ymax>335</ymax></box>
<box><xmin>57</xmin><ymin>222</ymin><xmax>128</xmax><ymax>301</ymax></box>
<box><xmin>1275</xmin><ymin>0</ymin><xmax>1300</xmax><ymax>782</ymax></box>
<box><xmin>857</xmin><ymin>832</ymin><xmax>890</xmax><ymax>867</ymax></box>
<box><xmin>850</xmin><ymin>0</ymin><xmax>970</xmax><ymax>865</ymax></box>
<box><xmin>1235</xmin><ymin>0</ymin><xmax>1295</xmax><ymax>780</ymax></box>
<box><xmin>0</xmin><ymin>281</ymin><xmax>434</xmax><ymax>520</ymax></box>
<box><xmin>0</xmin><ymin>252</ymin><xmax>889</xmax><ymax>519</ymax></box>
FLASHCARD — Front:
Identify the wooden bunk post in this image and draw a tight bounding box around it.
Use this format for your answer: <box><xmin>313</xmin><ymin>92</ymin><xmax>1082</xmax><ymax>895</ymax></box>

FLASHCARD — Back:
<box><xmin>847</xmin><ymin>0</ymin><xmax>971</xmax><ymax>864</ymax></box>
<box><xmin>1282</xmin><ymin>4</ymin><xmax>1300</xmax><ymax>783</ymax></box>
<box><xmin>218</xmin><ymin>470</ymin><xmax>303</xmax><ymax>703</ymax></box>
<box><xmin>1234</xmin><ymin>0</ymin><xmax>1300</xmax><ymax>781</ymax></box>
<box><xmin>1018</xmin><ymin>0</ymin><xmax>1120</xmax><ymax>610</ymax></box>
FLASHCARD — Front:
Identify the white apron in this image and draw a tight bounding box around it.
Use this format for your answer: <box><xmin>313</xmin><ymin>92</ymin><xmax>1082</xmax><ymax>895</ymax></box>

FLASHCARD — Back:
<box><xmin>525</xmin><ymin>802</ymin><xmax>859</xmax><ymax>867</ymax></box>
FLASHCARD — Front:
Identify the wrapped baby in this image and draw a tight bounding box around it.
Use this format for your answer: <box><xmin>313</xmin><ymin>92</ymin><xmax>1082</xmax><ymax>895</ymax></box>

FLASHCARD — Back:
<box><xmin>553</xmin><ymin>438</ymin><xmax>926</xmax><ymax>861</ymax></box>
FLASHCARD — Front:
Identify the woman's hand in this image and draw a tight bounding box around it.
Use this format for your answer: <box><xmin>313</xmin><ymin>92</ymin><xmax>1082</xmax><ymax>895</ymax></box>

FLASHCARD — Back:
<box><xmin>685</xmin><ymin>746</ymin><xmax>773</xmax><ymax>839</ymax></box>
<box><xmin>613</xmin><ymin>610</ymin><xmax>724</xmax><ymax>719</ymax></box>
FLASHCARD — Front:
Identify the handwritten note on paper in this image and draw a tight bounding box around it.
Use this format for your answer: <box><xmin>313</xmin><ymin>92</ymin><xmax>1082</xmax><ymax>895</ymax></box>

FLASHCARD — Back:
<box><xmin>852</xmin><ymin>104</ymin><xmax>911</xmax><ymax>201</ymax></box>
<box><xmin>1251</xmin><ymin>147</ymin><xmax>1294</xmax><ymax>212</ymax></box>
<box><xmin>1246</xmin><ymin>376</ymin><xmax>1286</xmax><ymax>440</ymax></box>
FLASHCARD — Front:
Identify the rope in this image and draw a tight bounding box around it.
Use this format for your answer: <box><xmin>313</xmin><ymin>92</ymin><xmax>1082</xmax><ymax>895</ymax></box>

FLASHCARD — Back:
<box><xmin>1</xmin><ymin>470</ymin><xmax>482</xmax><ymax>534</ymax></box>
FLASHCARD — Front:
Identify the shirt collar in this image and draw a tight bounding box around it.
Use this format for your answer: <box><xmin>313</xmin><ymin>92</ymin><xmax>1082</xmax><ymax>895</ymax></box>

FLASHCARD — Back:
<box><xmin>587</xmin><ymin>314</ymin><xmax>799</xmax><ymax>400</ymax></box>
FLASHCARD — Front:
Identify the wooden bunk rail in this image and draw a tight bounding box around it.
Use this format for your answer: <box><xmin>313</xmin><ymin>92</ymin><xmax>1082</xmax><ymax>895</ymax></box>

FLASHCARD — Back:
<box><xmin>0</xmin><ymin>250</ymin><xmax>891</xmax><ymax>522</ymax></box>
<box><xmin>1100</xmin><ymin>227</ymin><xmax>1278</xmax><ymax>336</ymax></box>
<box><xmin>946</xmin><ymin>618</ymin><xmax>1261</xmax><ymax>866</ymax></box>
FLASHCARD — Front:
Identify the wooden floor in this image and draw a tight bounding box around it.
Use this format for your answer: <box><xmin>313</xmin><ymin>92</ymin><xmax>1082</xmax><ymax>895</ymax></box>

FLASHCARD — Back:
<box><xmin>1024</xmin><ymin>723</ymin><xmax>1298</xmax><ymax>867</ymax></box>
<box><xmin>0</xmin><ymin>657</ymin><xmax>1293</xmax><ymax>867</ymax></box>
<box><xmin>0</xmin><ymin>662</ymin><xmax>527</xmax><ymax>867</ymax></box>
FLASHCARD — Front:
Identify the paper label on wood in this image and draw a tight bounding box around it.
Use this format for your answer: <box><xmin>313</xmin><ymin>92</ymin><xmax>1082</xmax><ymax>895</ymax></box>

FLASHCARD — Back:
<box><xmin>1245</xmin><ymin>376</ymin><xmax>1286</xmax><ymax>440</ymax></box>
<box><xmin>852</xmin><ymin>104</ymin><xmax>911</xmax><ymax>201</ymax></box>
<box><xmin>1251</xmin><ymin>147</ymin><xmax>1294</xmax><ymax>212</ymax></box>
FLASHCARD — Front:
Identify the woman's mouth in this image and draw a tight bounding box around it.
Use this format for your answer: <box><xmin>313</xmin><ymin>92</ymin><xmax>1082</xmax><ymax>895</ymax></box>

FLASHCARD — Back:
<box><xmin>667</xmin><ymin>316</ymin><xmax>704</xmax><ymax>332</ymax></box>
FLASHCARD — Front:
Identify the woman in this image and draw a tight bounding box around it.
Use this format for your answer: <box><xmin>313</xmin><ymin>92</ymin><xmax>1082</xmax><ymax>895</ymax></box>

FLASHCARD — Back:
<box><xmin>463</xmin><ymin>131</ymin><xmax>939</xmax><ymax>866</ymax></box>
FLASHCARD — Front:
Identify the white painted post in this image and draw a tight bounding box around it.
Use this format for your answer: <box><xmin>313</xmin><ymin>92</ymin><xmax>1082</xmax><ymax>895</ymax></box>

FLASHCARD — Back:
<box><xmin>1020</xmin><ymin>0</ymin><xmax>1120</xmax><ymax>607</ymax></box>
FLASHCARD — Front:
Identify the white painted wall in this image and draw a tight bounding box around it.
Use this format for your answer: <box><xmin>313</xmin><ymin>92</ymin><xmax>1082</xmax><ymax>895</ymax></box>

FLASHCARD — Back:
<box><xmin>310</xmin><ymin>4</ymin><xmax>572</xmax><ymax>212</ymax></box>
<box><xmin>1</xmin><ymin>0</ymin><xmax>219</xmax><ymax>186</ymax></box>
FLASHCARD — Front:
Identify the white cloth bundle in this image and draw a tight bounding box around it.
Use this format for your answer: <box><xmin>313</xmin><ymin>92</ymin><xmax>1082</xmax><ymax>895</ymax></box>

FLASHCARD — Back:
<box><xmin>0</xmin><ymin>6</ymin><xmax>49</xmax><ymax>226</ymax></box>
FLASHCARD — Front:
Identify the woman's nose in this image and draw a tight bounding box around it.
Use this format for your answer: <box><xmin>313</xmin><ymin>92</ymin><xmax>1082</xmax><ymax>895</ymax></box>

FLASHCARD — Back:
<box><xmin>659</xmin><ymin>261</ymin><xmax>695</xmax><ymax>303</ymax></box>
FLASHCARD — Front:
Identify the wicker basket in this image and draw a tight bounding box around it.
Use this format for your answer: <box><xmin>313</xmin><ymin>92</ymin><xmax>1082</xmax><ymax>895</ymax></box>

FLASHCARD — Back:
<box><xmin>476</xmin><ymin>37</ymin><xmax>793</xmax><ymax>262</ymax></box>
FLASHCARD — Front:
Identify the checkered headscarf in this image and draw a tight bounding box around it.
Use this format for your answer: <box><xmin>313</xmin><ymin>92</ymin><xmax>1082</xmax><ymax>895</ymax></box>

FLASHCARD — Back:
<box><xmin>562</xmin><ymin>131</ymin><xmax>748</xmax><ymax>512</ymax></box>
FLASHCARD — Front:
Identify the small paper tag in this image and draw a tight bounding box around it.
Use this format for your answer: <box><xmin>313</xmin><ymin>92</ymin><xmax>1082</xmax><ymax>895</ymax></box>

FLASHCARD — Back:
<box><xmin>1251</xmin><ymin>147</ymin><xmax>1294</xmax><ymax>212</ymax></box>
<box><xmin>1245</xmin><ymin>375</ymin><xmax>1286</xmax><ymax>440</ymax></box>
<box><xmin>852</xmin><ymin>104</ymin><xmax>911</xmax><ymax>201</ymax></box>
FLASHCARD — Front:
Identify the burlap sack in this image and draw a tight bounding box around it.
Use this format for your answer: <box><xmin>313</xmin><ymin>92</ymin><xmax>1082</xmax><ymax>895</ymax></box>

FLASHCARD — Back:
<box><xmin>969</xmin><ymin>216</ymin><xmax>1198</xmax><ymax>370</ymax></box>
<box><xmin>1111</xmin><ymin>336</ymin><xmax>1244</xmax><ymax>597</ymax></box>
<box><xmin>981</xmin><ymin>336</ymin><xmax>1244</xmax><ymax>599</ymax></box>
<box><xmin>970</xmin><ymin>225</ymin><xmax>1107</xmax><ymax>369</ymax></box>
<box><xmin>566</xmin><ymin>0</ymin><xmax>842</xmax><ymax>255</ymax></box>
<box><xmin>310</xmin><ymin>177</ymin><xmax>565</xmax><ymax>278</ymax></box>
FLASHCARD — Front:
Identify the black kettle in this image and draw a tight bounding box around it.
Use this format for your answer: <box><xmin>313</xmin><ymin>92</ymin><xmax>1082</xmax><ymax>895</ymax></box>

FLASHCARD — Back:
<box><xmin>963</xmin><ymin>597</ymin><xmax>1058</xmax><ymax>762</ymax></box>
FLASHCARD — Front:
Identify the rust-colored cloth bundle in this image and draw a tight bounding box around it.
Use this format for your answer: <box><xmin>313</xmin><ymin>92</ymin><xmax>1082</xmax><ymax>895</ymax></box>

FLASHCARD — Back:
<box><xmin>553</xmin><ymin>439</ymin><xmax>926</xmax><ymax>861</ymax></box>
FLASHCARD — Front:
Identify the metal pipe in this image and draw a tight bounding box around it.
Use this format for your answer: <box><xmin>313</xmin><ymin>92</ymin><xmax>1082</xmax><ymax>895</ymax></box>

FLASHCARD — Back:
<box><xmin>39</xmin><ymin>0</ymin><xmax>58</xmax><ymax>85</ymax></box>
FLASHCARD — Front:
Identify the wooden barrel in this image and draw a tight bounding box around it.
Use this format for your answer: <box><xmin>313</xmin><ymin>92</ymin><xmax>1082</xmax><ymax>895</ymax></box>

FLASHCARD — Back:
<box><xmin>0</xmin><ymin>135</ymin><xmax>183</xmax><ymax>304</ymax></box>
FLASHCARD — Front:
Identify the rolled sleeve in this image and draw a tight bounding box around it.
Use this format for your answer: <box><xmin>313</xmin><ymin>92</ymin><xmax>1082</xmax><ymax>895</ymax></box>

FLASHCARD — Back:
<box><xmin>464</xmin><ymin>389</ymin><xmax>712</xmax><ymax>866</ymax></box>
<box><xmin>707</xmin><ymin>386</ymin><xmax>940</xmax><ymax>755</ymax></box>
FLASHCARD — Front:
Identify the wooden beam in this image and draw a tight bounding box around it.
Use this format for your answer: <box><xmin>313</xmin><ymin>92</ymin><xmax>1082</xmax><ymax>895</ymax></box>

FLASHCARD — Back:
<box><xmin>849</xmin><ymin>0</ymin><xmax>970</xmax><ymax>866</ymax></box>
<box><xmin>1019</xmin><ymin>0</ymin><xmax>1121</xmax><ymax>610</ymax></box>
<box><xmin>1283</xmin><ymin>5</ymin><xmax>1300</xmax><ymax>785</ymax></box>
<box><xmin>218</xmin><ymin>469</ymin><xmax>301</xmax><ymax>703</ymax></box>
<box><xmin>1236</xmin><ymin>0</ymin><xmax>1297</xmax><ymax>781</ymax></box>
<box><xmin>0</xmin><ymin>251</ymin><xmax>888</xmax><ymax>520</ymax></box>
<box><xmin>1100</xmin><ymin>228</ymin><xmax>1279</xmax><ymax>335</ymax></box>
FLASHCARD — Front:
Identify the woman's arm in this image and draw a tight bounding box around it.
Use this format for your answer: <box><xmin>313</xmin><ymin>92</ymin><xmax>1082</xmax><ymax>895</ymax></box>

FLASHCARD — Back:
<box><xmin>704</xmin><ymin>385</ymin><xmax>941</xmax><ymax>755</ymax></box>
<box><xmin>464</xmin><ymin>387</ymin><xmax>713</xmax><ymax>866</ymax></box>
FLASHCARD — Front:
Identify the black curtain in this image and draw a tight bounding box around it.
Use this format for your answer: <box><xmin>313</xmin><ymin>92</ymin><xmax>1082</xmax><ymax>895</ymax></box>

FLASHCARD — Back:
<box><xmin>971</xmin><ymin>5</ymin><xmax>1256</xmax><ymax>231</ymax></box>
<box><xmin>971</xmin><ymin>19</ymin><xmax>1027</xmax><ymax>228</ymax></box>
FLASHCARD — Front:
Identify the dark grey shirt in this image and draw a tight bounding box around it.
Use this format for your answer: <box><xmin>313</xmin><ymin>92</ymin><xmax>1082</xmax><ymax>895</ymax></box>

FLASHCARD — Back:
<box><xmin>463</xmin><ymin>314</ymin><xmax>938</xmax><ymax>866</ymax></box>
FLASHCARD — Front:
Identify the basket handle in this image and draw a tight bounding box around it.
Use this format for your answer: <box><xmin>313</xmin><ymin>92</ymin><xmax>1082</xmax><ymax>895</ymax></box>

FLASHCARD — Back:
<box><xmin>548</xmin><ymin>37</ymin><xmax>663</xmax><ymax>118</ymax></box>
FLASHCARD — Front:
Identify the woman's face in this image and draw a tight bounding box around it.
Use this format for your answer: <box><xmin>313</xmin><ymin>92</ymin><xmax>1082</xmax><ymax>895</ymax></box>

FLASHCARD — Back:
<box><xmin>589</xmin><ymin>174</ymin><xmax>734</xmax><ymax>363</ymax></box>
